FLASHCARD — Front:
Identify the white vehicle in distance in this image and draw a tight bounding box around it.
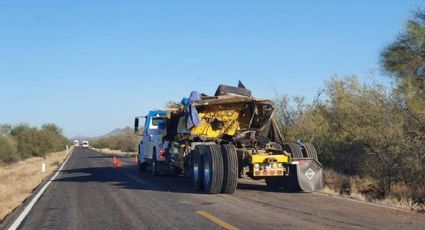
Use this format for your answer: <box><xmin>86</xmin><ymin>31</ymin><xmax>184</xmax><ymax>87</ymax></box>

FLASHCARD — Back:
<box><xmin>73</xmin><ymin>140</ymin><xmax>79</xmax><ymax>147</ymax></box>
<box><xmin>82</xmin><ymin>141</ymin><xmax>89</xmax><ymax>149</ymax></box>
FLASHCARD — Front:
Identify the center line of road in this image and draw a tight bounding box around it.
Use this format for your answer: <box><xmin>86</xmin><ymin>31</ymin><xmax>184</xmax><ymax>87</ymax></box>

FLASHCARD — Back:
<box><xmin>196</xmin><ymin>210</ymin><xmax>240</xmax><ymax>230</ymax></box>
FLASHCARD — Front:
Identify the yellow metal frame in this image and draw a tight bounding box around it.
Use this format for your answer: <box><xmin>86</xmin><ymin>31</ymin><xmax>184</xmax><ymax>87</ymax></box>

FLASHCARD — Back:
<box><xmin>190</xmin><ymin>110</ymin><xmax>240</xmax><ymax>138</ymax></box>
<box><xmin>251</xmin><ymin>154</ymin><xmax>289</xmax><ymax>164</ymax></box>
<box><xmin>251</xmin><ymin>154</ymin><xmax>289</xmax><ymax>177</ymax></box>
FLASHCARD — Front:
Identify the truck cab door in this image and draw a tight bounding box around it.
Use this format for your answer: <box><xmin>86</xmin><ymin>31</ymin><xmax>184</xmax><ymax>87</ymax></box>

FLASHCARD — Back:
<box><xmin>143</xmin><ymin>115</ymin><xmax>153</xmax><ymax>161</ymax></box>
<box><xmin>134</xmin><ymin>116</ymin><xmax>149</xmax><ymax>162</ymax></box>
<box><xmin>145</xmin><ymin>114</ymin><xmax>167</xmax><ymax>161</ymax></box>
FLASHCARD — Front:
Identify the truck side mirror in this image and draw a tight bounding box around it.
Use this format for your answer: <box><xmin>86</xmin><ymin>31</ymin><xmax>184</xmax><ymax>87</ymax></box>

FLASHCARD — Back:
<box><xmin>134</xmin><ymin>116</ymin><xmax>145</xmax><ymax>136</ymax></box>
<box><xmin>134</xmin><ymin>118</ymin><xmax>139</xmax><ymax>134</ymax></box>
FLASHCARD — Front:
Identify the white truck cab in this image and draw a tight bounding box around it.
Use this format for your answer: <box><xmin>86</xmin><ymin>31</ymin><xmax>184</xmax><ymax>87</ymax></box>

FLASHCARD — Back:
<box><xmin>134</xmin><ymin>110</ymin><xmax>170</xmax><ymax>175</ymax></box>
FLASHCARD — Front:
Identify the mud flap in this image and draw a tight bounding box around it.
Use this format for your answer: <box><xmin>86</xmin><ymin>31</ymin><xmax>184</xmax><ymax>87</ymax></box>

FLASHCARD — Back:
<box><xmin>292</xmin><ymin>159</ymin><xmax>324</xmax><ymax>192</ymax></box>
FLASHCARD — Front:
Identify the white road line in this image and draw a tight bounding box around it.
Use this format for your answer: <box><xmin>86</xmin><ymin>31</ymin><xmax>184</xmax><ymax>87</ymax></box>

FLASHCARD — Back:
<box><xmin>313</xmin><ymin>192</ymin><xmax>407</xmax><ymax>211</ymax></box>
<box><xmin>8</xmin><ymin>149</ymin><xmax>74</xmax><ymax>230</ymax></box>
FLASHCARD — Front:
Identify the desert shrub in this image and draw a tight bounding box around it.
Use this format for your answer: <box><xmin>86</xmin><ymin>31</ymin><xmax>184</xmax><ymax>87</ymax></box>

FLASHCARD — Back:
<box><xmin>0</xmin><ymin>135</ymin><xmax>19</xmax><ymax>164</ymax></box>
<box><xmin>0</xmin><ymin>123</ymin><xmax>68</xmax><ymax>164</ymax></box>
<box><xmin>275</xmin><ymin>76</ymin><xmax>424</xmax><ymax>202</ymax></box>
<box><xmin>91</xmin><ymin>127</ymin><xmax>140</xmax><ymax>153</ymax></box>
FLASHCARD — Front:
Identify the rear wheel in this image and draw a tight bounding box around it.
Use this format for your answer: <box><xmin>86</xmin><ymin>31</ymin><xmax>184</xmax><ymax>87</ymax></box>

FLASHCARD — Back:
<box><xmin>303</xmin><ymin>143</ymin><xmax>318</xmax><ymax>160</ymax></box>
<box><xmin>192</xmin><ymin>145</ymin><xmax>205</xmax><ymax>190</ymax></box>
<box><xmin>220</xmin><ymin>144</ymin><xmax>238</xmax><ymax>194</ymax></box>
<box><xmin>203</xmin><ymin>145</ymin><xmax>224</xmax><ymax>194</ymax></box>
<box><xmin>283</xmin><ymin>143</ymin><xmax>303</xmax><ymax>159</ymax></box>
<box><xmin>151</xmin><ymin>150</ymin><xmax>158</xmax><ymax>176</ymax></box>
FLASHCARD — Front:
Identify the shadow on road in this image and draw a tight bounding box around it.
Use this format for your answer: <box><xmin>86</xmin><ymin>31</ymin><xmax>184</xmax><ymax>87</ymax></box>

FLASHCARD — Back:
<box><xmin>54</xmin><ymin>164</ymin><xmax>203</xmax><ymax>194</ymax></box>
<box><xmin>87</xmin><ymin>156</ymin><xmax>117</xmax><ymax>159</ymax></box>
<box><xmin>57</xmin><ymin>148</ymin><xmax>292</xmax><ymax>195</ymax></box>
<box><xmin>236</xmin><ymin>182</ymin><xmax>296</xmax><ymax>193</ymax></box>
<box><xmin>55</xmin><ymin>164</ymin><xmax>294</xmax><ymax>195</ymax></box>
<box><xmin>237</xmin><ymin>182</ymin><xmax>269</xmax><ymax>191</ymax></box>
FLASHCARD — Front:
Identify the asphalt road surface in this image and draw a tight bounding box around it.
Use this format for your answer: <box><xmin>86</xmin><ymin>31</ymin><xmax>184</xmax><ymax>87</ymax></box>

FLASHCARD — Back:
<box><xmin>2</xmin><ymin>147</ymin><xmax>424</xmax><ymax>230</ymax></box>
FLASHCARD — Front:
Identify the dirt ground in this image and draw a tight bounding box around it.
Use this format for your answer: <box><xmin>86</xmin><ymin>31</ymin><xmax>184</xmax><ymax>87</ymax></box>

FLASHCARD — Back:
<box><xmin>0</xmin><ymin>148</ymin><xmax>73</xmax><ymax>221</ymax></box>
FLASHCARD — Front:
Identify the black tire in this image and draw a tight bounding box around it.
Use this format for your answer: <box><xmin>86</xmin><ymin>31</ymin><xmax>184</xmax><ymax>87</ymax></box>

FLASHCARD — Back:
<box><xmin>214</xmin><ymin>84</ymin><xmax>252</xmax><ymax>97</ymax></box>
<box><xmin>283</xmin><ymin>143</ymin><xmax>303</xmax><ymax>158</ymax></box>
<box><xmin>303</xmin><ymin>143</ymin><xmax>318</xmax><ymax>160</ymax></box>
<box><xmin>151</xmin><ymin>149</ymin><xmax>158</xmax><ymax>176</ymax></box>
<box><xmin>203</xmin><ymin>145</ymin><xmax>224</xmax><ymax>194</ymax></box>
<box><xmin>220</xmin><ymin>144</ymin><xmax>238</xmax><ymax>194</ymax></box>
<box><xmin>192</xmin><ymin>145</ymin><xmax>205</xmax><ymax>190</ymax></box>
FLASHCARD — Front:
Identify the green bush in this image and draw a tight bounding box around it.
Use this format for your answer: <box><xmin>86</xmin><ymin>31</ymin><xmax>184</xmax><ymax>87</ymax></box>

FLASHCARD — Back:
<box><xmin>274</xmin><ymin>76</ymin><xmax>424</xmax><ymax>202</ymax></box>
<box><xmin>0</xmin><ymin>135</ymin><xmax>19</xmax><ymax>164</ymax></box>
<box><xmin>0</xmin><ymin>123</ymin><xmax>69</xmax><ymax>164</ymax></box>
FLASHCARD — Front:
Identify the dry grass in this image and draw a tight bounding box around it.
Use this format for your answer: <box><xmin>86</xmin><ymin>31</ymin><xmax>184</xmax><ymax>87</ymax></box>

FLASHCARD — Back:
<box><xmin>375</xmin><ymin>197</ymin><xmax>425</xmax><ymax>212</ymax></box>
<box><xmin>0</xmin><ymin>148</ymin><xmax>72</xmax><ymax>221</ymax></box>
<box><xmin>322</xmin><ymin>169</ymin><xmax>425</xmax><ymax>212</ymax></box>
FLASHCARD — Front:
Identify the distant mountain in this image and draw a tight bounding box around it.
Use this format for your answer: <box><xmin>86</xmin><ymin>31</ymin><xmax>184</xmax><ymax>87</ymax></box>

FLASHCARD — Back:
<box><xmin>98</xmin><ymin>128</ymin><xmax>128</xmax><ymax>139</ymax></box>
<box><xmin>71</xmin><ymin>127</ymin><xmax>130</xmax><ymax>141</ymax></box>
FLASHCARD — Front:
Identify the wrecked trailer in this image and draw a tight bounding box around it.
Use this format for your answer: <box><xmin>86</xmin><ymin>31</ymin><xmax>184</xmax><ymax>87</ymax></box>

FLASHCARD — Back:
<box><xmin>134</xmin><ymin>83</ymin><xmax>324</xmax><ymax>194</ymax></box>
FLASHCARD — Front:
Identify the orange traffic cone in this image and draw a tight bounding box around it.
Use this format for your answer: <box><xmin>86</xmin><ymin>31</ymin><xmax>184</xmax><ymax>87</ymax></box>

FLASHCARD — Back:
<box><xmin>116</xmin><ymin>159</ymin><xmax>122</xmax><ymax>168</ymax></box>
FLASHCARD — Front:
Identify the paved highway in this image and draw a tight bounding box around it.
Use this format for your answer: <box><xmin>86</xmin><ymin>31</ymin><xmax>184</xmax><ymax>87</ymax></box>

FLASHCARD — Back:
<box><xmin>2</xmin><ymin>147</ymin><xmax>424</xmax><ymax>230</ymax></box>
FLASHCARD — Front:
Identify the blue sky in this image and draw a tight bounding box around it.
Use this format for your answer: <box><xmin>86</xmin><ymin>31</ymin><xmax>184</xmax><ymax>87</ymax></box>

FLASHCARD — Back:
<box><xmin>0</xmin><ymin>1</ymin><xmax>423</xmax><ymax>137</ymax></box>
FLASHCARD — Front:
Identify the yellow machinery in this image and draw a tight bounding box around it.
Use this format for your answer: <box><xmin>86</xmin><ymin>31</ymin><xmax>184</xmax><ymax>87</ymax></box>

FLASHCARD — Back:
<box><xmin>191</xmin><ymin>110</ymin><xmax>240</xmax><ymax>138</ymax></box>
<box><xmin>135</xmin><ymin>84</ymin><xmax>324</xmax><ymax>194</ymax></box>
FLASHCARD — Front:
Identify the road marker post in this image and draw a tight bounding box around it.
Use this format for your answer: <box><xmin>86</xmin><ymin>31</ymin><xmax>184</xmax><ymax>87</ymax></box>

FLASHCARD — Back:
<box><xmin>41</xmin><ymin>163</ymin><xmax>46</xmax><ymax>173</ymax></box>
<box><xmin>113</xmin><ymin>156</ymin><xmax>117</xmax><ymax>167</ymax></box>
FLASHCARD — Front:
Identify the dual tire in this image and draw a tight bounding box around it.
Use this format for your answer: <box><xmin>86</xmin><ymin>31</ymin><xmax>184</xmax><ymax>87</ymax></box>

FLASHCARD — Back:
<box><xmin>191</xmin><ymin>144</ymin><xmax>238</xmax><ymax>194</ymax></box>
<box><xmin>192</xmin><ymin>145</ymin><xmax>205</xmax><ymax>190</ymax></box>
<box><xmin>302</xmin><ymin>143</ymin><xmax>318</xmax><ymax>160</ymax></box>
<box><xmin>203</xmin><ymin>145</ymin><xmax>224</xmax><ymax>194</ymax></box>
<box><xmin>283</xmin><ymin>142</ymin><xmax>318</xmax><ymax>160</ymax></box>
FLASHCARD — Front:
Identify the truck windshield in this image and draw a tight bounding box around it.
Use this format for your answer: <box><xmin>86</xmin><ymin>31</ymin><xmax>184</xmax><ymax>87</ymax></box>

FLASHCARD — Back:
<box><xmin>150</xmin><ymin>117</ymin><xmax>166</xmax><ymax>129</ymax></box>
